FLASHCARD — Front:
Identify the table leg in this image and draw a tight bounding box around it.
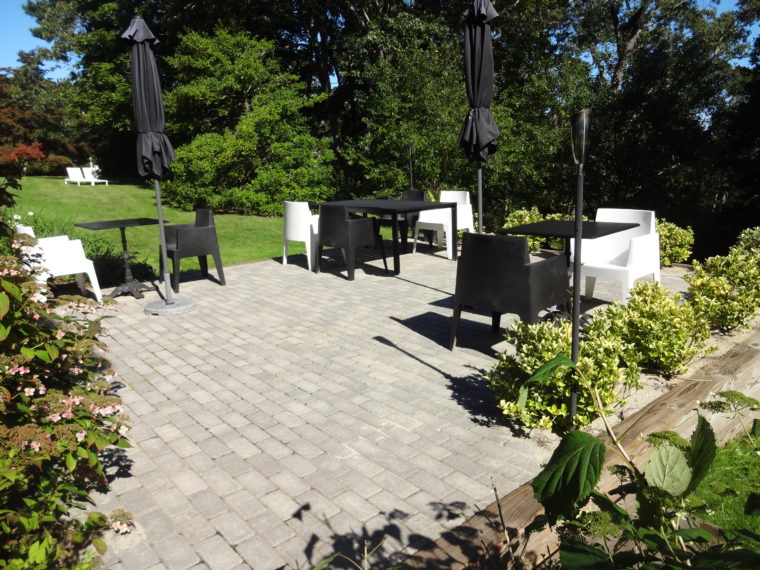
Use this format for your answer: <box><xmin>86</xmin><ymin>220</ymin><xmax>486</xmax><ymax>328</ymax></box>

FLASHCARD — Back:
<box><xmin>391</xmin><ymin>213</ymin><xmax>401</xmax><ymax>274</ymax></box>
<box><xmin>451</xmin><ymin>205</ymin><xmax>458</xmax><ymax>261</ymax></box>
<box><xmin>106</xmin><ymin>227</ymin><xmax>152</xmax><ymax>299</ymax></box>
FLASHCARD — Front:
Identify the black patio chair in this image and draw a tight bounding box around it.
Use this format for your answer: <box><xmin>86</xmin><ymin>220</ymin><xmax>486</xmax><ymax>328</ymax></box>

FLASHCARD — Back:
<box><xmin>160</xmin><ymin>209</ymin><xmax>225</xmax><ymax>293</ymax></box>
<box><xmin>316</xmin><ymin>205</ymin><xmax>388</xmax><ymax>280</ymax></box>
<box><xmin>378</xmin><ymin>189</ymin><xmax>425</xmax><ymax>252</ymax></box>
<box><xmin>449</xmin><ymin>232</ymin><xmax>569</xmax><ymax>350</ymax></box>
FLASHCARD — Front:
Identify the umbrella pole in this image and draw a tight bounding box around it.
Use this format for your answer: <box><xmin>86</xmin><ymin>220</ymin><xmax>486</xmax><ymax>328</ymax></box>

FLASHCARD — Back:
<box><xmin>569</xmin><ymin>164</ymin><xmax>584</xmax><ymax>428</ymax></box>
<box><xmin>154</xmin><ymin>178</ymin><xmax>174</xmax><ymax>305</ymax></box>
<box><xmin>477</xmin><ymin>163</ymin><xmax>483</xmax><ymax>233</ymax></box>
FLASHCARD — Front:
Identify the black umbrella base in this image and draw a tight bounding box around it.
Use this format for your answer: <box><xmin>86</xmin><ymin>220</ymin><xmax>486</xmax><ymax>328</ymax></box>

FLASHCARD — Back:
<box><xmin>144</xmin><ymin>297</ymin><xmax>196</xmax><ymax>316</ymax></box>
<box><xmin>108</xmin><ymin>280</ymin><xmax>154</xmax><ymax>299</ymax></box>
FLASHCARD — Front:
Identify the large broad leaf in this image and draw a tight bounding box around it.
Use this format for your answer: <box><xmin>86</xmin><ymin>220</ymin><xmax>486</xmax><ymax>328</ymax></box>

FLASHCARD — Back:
<box><xmin>686</xmin><ymin>414</ymin><xmax>716</xmax><ymax>495</ymax></box>
<box><xmin>690</xmin><ymin>549</ymin><xmax>760</xmax><ymax>568</ymax></box>
<box><xmin>645</xmin><ymin>444</ymin><xmax>692</xmax><ymax>496</ymax></box>
<box><xmin>0</xmin><ymin>292</ymin><xmax>9</xmax><ymax>319</ymax></box>
<box><xmin>559</xmin><ymin>540</ymin><xmax>613</xmax><ymax>570</ymax></box>
<box><xmin>526</xmin><ymin>353</ymin><xmax>575</xmax><ymax>386</ymax></box>
<box><xmin>532</xmin><ymin>430</ymin><xmax>605</xmax><ymax>522</ymax></box>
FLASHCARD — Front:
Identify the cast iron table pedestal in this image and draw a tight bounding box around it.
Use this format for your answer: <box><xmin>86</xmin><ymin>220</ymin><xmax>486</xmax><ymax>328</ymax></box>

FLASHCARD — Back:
<box><xmin>75</xmin><ymin>217</ymin><xmax>160</xmax><ymax>299</ymax></box>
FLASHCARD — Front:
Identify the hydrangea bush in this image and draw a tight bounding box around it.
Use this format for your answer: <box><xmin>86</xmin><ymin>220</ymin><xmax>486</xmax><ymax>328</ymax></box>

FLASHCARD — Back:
<box><xmin>1</xmin><ymin>176</ymin><xmax>131</xmax><ymax>568</ymax></box>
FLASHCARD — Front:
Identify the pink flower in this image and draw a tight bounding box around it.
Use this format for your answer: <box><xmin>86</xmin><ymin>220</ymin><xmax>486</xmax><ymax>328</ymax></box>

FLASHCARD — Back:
<box><xmin>62</xmin><ymin>411</ymin><xmax>73</xmax><ymax>419</ymax></box>
<box><xmin>30</xmin><ymin>441</ymin><xmax>41</xmax><ymax>452</ymax></box>
<box><xmin>38</xmin><ymin>384</ymin><xmax>46</xmax><ymax>394</ymax></box>
<box><xmin>31</xmin><ymin>292</ymin><xmax>46</xmax><ymax>303</ymax></box>
<box><xmin>76</xmin><ymin>431</ymin><xmax>86</xmax><ymax>442</ymax></box>
<box><xmin>47</xmin><ymin>413</ymin><xmax>61</xmax><ymax>423</ymax></box>
<box><xmin>31</xmin><ymin>313</ymin><xmax>41</xmax><ymax>321</ymax></box>
<box><xmin>24</xmin><ymin>387</ymin><xmax>35</xmax><ymax>396</ymax></box>
<box><xmin>55</xmin><ymin>330</ymin><xmax>65</xmax><ymax>340</ymax></box>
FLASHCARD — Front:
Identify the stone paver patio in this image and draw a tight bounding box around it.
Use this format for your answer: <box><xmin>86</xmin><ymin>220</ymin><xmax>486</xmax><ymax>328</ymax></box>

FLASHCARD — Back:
<box><xmin>92</xmin><ymin>245</ymin><xmax>688</xmax><ymax>569</ymax></box>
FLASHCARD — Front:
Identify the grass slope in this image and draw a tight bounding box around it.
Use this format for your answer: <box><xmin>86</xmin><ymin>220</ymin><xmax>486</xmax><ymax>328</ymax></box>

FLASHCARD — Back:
<box><xmin>11</xmin><ymin>176</ymin><xmax>296</xmax><ymax>273</ymax></box>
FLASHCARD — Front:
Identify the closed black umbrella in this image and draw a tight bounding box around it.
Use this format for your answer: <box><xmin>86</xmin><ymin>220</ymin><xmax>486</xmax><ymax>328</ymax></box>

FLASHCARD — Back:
<box><xmin>122</xmin><ymin>16</ymin><xmax>194</xmax><ymax>314</ymax></box>
<box><xmin>458</xmin><ymin>0</ymin><xmax>500</xmax><ymax>233</ymax></box>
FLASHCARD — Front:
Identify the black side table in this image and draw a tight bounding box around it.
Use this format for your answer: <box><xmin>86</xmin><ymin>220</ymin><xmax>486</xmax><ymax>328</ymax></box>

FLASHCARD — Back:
<box><xmin>75</xmin><ymin>218</ymin><xmax>160</xmax><ymax>299</ymax></box>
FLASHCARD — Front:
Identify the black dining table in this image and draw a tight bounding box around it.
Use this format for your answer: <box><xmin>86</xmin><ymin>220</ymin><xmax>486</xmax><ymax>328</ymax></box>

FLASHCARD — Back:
<box><xmin>321</xmin><ymin>199</ymin><xmax>458</xmax><ymax>274</ymax></box>
<box><xmin>75</xmin><ymin>217</ymin><xmax>160</xmax><ymax>299</ymax></box>
<box><xmin>500</xmin><ymin>219</ymin><xmax>639</xmax><ymax>269</ymax></box>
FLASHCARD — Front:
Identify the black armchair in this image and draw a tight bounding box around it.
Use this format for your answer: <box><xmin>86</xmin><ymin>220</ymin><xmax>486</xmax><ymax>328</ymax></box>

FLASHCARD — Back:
<box><xmin>449</xmin><ymin>232</ymin><xmax>569</xmax><ymax>349</ymax></box>
<box><xmin>379</xmin><ymin>190</ymin><xmax>424</xmax><ymax>252</ymax></box>
<box><xmin>161</xmin><ymin>209</ymin><xmax>225</xmax><ymax>293</ymax></box>
<box><xmin>316</xmin><ymin>205</ymin><xmax>388</xmax><ymax>280</ymax></box>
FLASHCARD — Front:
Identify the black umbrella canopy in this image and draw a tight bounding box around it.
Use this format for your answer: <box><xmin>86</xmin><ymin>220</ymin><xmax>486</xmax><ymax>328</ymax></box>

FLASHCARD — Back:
<box><xmin>121</xmin><ymin>16</ymin><xmax>175</xmax><ymax>178</ymax></box>
<box><xmin>458</xmin><ymin>0</ymin><xmax>500</xmax><ymax>163</ymax></box>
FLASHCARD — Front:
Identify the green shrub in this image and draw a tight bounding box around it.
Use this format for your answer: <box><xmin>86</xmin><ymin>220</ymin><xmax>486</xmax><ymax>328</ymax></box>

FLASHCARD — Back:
<box><xmin>502</xmin><ymin>207</ymin><xmax>543</xmax><ymax>252</ymax></box>
<box><xmin>686</xmin><ymin>247</ymin><xmax>760</xmax><ymax>333</ymax></box>
<box><xmin>622</xmin><ymin>281</ymin><xmax>710</xmax><ymax>376</ymax></box>
<box><xmin>656</xmin><ymin>219</ymin><xmax>694</xmax><ymax>266</ymax></box>
<box><xmin>735</xmin><ymin>226</ymin><xmax>760</xmax><ymax>254</ymax></box>
<box><xmin>487</xmin><ymin>312</ymin><xmax>639</xmax><ymax>430</ymax></box>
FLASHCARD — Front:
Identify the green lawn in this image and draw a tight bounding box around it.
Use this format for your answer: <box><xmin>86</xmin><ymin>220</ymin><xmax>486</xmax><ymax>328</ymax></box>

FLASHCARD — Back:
<box><xmin>10</xmin><ymin>176</ymin><xmax>296</xmax><ymax>275</ymax></box>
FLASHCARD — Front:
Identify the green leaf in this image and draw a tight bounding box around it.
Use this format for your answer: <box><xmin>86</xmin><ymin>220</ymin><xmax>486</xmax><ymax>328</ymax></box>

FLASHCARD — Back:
<box><xmin>0</xmin><ymin>292</ymin><xmax>9</xmax><ymax>318</ymax></box>
<box><xmin>686</xmin><ymin>415</ymin><xmax>716</xmax><ymax>495</ymax></box>
<box><xmin>2</xmin><ymin>280</ymin><xmax>21</xmax><ymax>301</ymax></box>
<box><xmin>312</xmin><ymin>554</ymin><xmax>341</xmax><ymax>570</ymax></box>
<box><xmin>65</xmin><ymin>453</ymin><xmax>76</xmax><ymax>472</ymax></box>
<box><xmin>85</xmin><ymin>512</ymin><xmax>108</xmax><ymax>529</ymax></box>
<box><xmin>526</xmin><ymin>353</ymin><xmax>576</xmax><ymax>385</ymax></box>
<box><xmin>645</xmin><ymin>444</ymin><xmax>692</xmax><ymax>496</ymax></box>
<box><xmin>76</xmin><ymin>447</ymin><xmax>89</xmax><ymax>459</ymax></box>
<box><xmin>34</xmin><ymin>349</ymin><xmax>51</xmax><ymax>363</ymax></box>
<box><xmin>27</xmin><ymin>540</ymin><xmax>47</xmax><ymax>564</ymax></box>
<box><xmin>20</xmin><ymin>346</ymin><xmax>35</xmax><ymax>360</ymax></box>
<box><xmin>0</xmin><ymin>323</ymin><xmax>9</xmax><ymax>342</ymax></box>
<box><xmin>559</xmin><ymin>540</ymin><xmax>613</xmax><ymax>569</ymax></box>
<box><xmin>532</xmin><ymin>431</ymin><xmax>605</xmax><ymax>522</ymax></box>
<box><xmin>690</xmin><ymin>549</ymin><xmax>760</xmax><ymax>567</ymax></box>
<box><xmin>673</xmin><ymin>527</ymin><xmax>716</xmax><ymax>542</ymax></box>
<box><xmin>92</xmin><ymin>536</ymin><xmax>107</xmax><ymax>555</ymax></box>
<box><xmin>45</xmin><ymin>343</ymin><xmax>59</xmax><ymax>361</ymax></box>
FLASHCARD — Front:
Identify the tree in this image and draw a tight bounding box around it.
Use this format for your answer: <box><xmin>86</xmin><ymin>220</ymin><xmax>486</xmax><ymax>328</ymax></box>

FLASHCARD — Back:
<box><xmin>337</xmin><ymin>13</ymin><xmax>469</xmax><ymax>200</ymax></box>
<box><xmin>161</xmin><ymin>32</ymin><xmax>335</xmax><ymax>215</ymax></box>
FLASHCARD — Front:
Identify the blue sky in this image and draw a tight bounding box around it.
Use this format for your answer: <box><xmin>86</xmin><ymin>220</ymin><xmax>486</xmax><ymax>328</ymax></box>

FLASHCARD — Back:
<box><xmin>0</xmin><ymin>0</ymin><xmax>754</xmax><ymax>78</ymax></box>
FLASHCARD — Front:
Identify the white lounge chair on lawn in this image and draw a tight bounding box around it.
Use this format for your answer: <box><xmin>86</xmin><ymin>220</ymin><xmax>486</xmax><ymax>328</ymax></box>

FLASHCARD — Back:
<box><xmin>82</xmin><ymin>167</ymin><xmax>108</xmax><ymax>185</ymax></box>
<box><xmin>64</xmin><ymin>167</ymin><xmax>87</xmax><ymax>185</ymax></box>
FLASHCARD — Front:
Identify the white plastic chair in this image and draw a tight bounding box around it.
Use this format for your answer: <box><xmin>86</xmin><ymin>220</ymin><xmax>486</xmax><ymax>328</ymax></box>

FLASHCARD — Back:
<box><xmin>64</xmin><ymin>167</ymin><xmax>87</xmax><ymax>185</ymax></box>
<box><xmin>81</xmin><ymin>167</ymin><xmax>108</xmax><ymax>186</ymax></box>
<box><xmin>574</xmin><ymin>208</ymin><xmax>660</xmax><ymax>303</ymax></box>
<box><xmin>283</xmin><ymin>201</ymin><xmax>319</xmax><ymax>271</ymax></box>
<box><xmin>34</xmin><ymin>236</ymin><xmax>103</xmax><ymax>302</ymax></box>
<box><xmin>412</xmin><ymin>190</ymin><xmax>475</xmax><ymax>260</ymax></box>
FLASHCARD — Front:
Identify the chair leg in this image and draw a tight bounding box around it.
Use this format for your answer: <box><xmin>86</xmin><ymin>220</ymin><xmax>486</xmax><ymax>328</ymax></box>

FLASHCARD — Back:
<box><xmin>491</xmin><ymin>312</ymin><xmax>502</xmax><ymax>333</ymax></box>
<box><xmin>213</xmin><ymin>251</ymin><xmax>225</xmax><ymax>285</ymax></box>
<box><xmin>316</xmin><ymin>245</ymin><xmax>323</xmax><ymax>274</ymax></box>
<box><xmin>283</xmin><ymin>241</ymin><xmax>289</xmax><ymax>265</ymax></box>
<box><xmin>449</xmin><ymin>305</ymin><xmax>462</xmax><ymax>350</ymax></box>
<box><xmin>584</xmin><ymin>276</ymin><xmax>596</xmax><ymax>299</ymax></box>
<box><xmin>199</xmin><ymin>255</ymin><xmax>209</xmax><ymax>277</ymax></box>
<box><xmin>412</xmin><ymin>225</ymin><xmax>419</xmax><ymax>254</ymax></box>
<box><xmin>344</xmin><ymin>248</ymin><xmax>356</xmax><ymax>281</ymax></box>
<box><xmin>171</xmin><ymin>254</ymin><xmax>180</xmax><ymax>293</ymax></box>
<box><xmin>376</xmin><ymin>234</ymin><xmax>388</xmax><ymax>272</ymax></box>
